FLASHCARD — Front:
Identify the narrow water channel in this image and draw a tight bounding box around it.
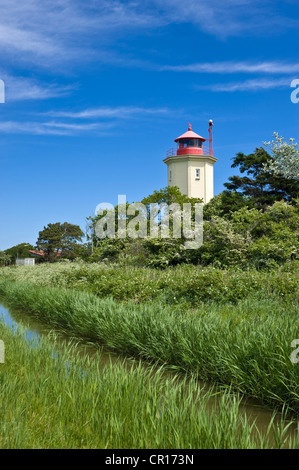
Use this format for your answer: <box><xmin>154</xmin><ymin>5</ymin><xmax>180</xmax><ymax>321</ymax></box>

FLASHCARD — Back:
<box><xmin>0</xmin><ymin>301</ymin><xmax>298</xmax><ymax>445</ymax></box>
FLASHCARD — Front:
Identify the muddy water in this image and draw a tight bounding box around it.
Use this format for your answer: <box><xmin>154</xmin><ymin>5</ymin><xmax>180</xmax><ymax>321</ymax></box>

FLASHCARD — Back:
<box><xmin>0</xmin><ymin>301</ymin><xmax>298</xmax><ymax>445</ymax></box>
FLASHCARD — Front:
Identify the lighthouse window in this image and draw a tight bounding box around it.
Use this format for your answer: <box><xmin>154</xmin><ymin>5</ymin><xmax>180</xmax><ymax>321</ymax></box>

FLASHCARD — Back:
<box><xmin>195</xmin><ymin>169</ymin><xmax>200</xmax><ymax>179</ymax></box>
<box><xmin>169</xmin><ymin>170</ymin><xmax>172</xmax><ymax>181</ymax></box>
<box><xmin>179</xmin><ymin>139</ymin><xmax>202</xmax><ymax>148</ymax></box>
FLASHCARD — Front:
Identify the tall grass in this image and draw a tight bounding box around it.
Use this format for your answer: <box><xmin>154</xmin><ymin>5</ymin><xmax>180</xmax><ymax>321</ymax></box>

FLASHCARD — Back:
<box><xmin>0</xmin><ymin>262</ymin><xmax>298</xmax><ymax>304</ymax></box>
<box><xmin>0</xmin><ymin>279</ymin><xmax>298</xmax><ymax>414</ymax></box>
<box><xmin>0</xmin><ymin>319</ymin><xmax>298</xmax><ymax>449</ymax></box>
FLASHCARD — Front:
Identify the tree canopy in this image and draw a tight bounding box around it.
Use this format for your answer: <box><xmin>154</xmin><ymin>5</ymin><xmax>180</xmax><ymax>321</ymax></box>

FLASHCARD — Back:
<box><xmin>224</xmin><ymin>147</ymin><xmax>299</xmax><ymax>208</ymax></box>
<box><xmin>141</xmin><ymin>186</ymin><xmax>203</xmax><ymax>207</ymax></box>
<box><xmin>4</xmin><ymin>243</ymin><xmax>34</xmax><ymax>262</ymax></box>
<box><xmin>36</xmin><ymin>222</ymin><xmax>84</xmax><ymax>261</ymax></box>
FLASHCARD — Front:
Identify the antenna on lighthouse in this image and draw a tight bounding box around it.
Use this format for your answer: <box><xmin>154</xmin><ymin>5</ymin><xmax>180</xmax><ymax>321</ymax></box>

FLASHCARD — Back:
<box><xmin>208</xmin><ymin>119</ymin><xmax>214</xmax><ymax>156</ymax></box>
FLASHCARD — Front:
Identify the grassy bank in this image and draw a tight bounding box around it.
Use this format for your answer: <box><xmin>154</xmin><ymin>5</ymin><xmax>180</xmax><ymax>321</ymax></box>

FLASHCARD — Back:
<box><xmin>3</xmin><ymin>320</ymin><xmax>298</xmax><ymax>449</ymax></box>
<box><xmin>0</xmin><ymin>262</ymin><xmax>298</xmax><ymax>304</ymax></box>
<box><xmin>0</xmin><ymin>279</ymin><xmax>298</xmax><ymax>414</ymax></box>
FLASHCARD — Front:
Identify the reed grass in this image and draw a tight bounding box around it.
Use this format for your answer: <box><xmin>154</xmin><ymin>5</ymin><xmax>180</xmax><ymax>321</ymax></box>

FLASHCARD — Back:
<box><xmin>0</xmin><ymin>319</ymin><xmax>298</xmax><ymax>449</ymax></box>
<box><xmin>0</xmin><ymin>279</ymin><xmax>298</xmax><ymax>414</ymax></box>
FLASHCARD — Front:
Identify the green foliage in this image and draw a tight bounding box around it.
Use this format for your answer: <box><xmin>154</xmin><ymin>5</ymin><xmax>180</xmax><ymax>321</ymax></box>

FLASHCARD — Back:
<box><xmin>0</xmin><ymin>252</ymin><xmax>12</xmax><ymax>266</ymax></box>
<box><xmin>197</xmin><ymin>217</ymin><xmax>252</xmax><ymax>267</ymax></box>
<box><xmin>203</xmin><ymin>191</ymin><xmax>251</xmax><ymax>219</ymax></box>
<box><xmin>89</xmin><ymin>238</ymin><xmax>144</xmax><ymax>264</ymax></box>
<box><xmin>83</xmin><ymin>174</ymin><xmax>298</xmax><ymax>268</ymax></box>
<box><xmin>86</xmin><ymin>186</ymin><xmax>203</xmax><ymax>267</ymax></box>
<box><xmin>201</xmin><ymin>200</ymin><xmax>299</xmax><ymax>269</ymax></box>
<box><xmin>4</xmin><ymin>243</ymin><xmax>34</xmax><ymax>263</ymax></box>
<box><xmin>141</xmin><ymin>185</ymin><xmax>203</xmax><ymax>206</ymax></box>
<box><xmin>36</xmin><ymin>222</ymin><xmax>84</xmax><ymax>261</ymax></box>
<box><xmin>224</xmin><ymin>147</ymin><xmax>299</xmax><ymax>207</ymax></box>
<box><xmin>0</xmin><ymin>262</ymin><xmax>298</xmax><ymax>305</ymax></box>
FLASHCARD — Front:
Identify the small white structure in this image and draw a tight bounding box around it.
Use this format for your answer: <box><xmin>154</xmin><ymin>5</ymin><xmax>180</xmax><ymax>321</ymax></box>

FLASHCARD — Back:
<box><xmin>16</xmin><ymin>258</ymin><xmax>35</xmax><ymax>266</ymax></box>
<box><xmin>163</xmin><ymin>122</ymin><xmax>217</xmax><ymax>203</ymax></box>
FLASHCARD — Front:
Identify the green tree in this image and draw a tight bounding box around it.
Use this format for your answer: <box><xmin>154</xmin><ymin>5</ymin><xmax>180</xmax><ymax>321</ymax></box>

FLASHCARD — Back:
<box><xmin>0</xmin><ymin>251</ymin><xmax>12</xmax><ymax>266</ymax></box>
<box><xmin>5</xmin><ymin>243</ymin><xmax>34</xmax><ymax>263</ymax></box>
<box><xmin>86</xmin><ymin>187</ymin><xmax>203</xmax><ymax>267</ymax></box>
<box><xmin>87</xmin><ymin>186</ymin><xmax>203</xmax><ymax>249</ymax></box>
<box><xmin>224</xmin><ymin>147</ymin><xmax>299</xmax><ymax>208</ymax></box>
<box><xmin>203</xmin><ymin>191</ymin><xmax>251</xmax><ymax>220</ymax></box>
<box><xmin>36</xmin><ymin>222</ymin><xmax>84</xmax><ymax>261</ymax></box>
<box><xmin>142</xmin><ymin>186</ymin><xmax>203</xmax><ymax>240</ymax></box>
<box><xmin>141</xmin><ymin>186</ymin><xmax>202</xmax><ymax>206</ymax></box>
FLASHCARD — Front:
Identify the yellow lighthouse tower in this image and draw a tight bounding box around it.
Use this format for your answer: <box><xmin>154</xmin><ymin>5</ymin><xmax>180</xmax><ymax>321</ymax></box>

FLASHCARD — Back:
<box><xmin>163</xmin><ymin>121</ymin><xmax>217</xmax><ymax>203</ymax></box>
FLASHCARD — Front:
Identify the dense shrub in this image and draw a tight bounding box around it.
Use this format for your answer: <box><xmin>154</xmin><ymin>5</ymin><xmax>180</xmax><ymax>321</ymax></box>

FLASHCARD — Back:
<box><xmin>86</xmin><ymin>200</ymin><xmax>299</xmax><ymax>269</ymax></box>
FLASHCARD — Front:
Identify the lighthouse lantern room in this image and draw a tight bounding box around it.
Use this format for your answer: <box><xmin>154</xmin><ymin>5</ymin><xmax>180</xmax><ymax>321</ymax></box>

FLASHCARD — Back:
<box><xmin>163</xmin><ymin>121</ymin><xmax>217</xmax><ymax>203</ymax></box>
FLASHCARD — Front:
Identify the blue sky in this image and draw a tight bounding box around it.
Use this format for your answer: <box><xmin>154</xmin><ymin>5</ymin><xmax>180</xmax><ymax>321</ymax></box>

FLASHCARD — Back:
<box><xmin>0</xmin><ymin>0</ymin><xmax>299</xmax><ymax>250</ymax></box>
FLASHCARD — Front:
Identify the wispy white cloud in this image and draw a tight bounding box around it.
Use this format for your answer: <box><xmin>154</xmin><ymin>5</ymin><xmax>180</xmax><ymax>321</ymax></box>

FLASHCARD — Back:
<box><xmin>0</xmin><ymin>121</ymin><xmax>68</xmax><ymax>135</ymax></box>
<box><xmin>1</xmin><ymin>74</ymin><xmax>74</xmax><ymax>101</ymax></box>
<box><xmin>0</xmin><ymin>25</ymin><xmax>60</xmax><ymax>59</ymax></box>
<box><xmin>196</xmin><ymin>77</ymin><xmax>291</xmax><ymax>92</ymax></box>
<box><xmin>0</xmin><ymin>0</ymin><xmax>297</xmax><ymax>71</ymax></box>
<box><xmin>148</xmin><ymin>0</ymin><xmax>299</xmax><ymax>37</ymax></box>
<box><xmin>44</xmin><ymin>106</ymin><xmax>169</xmax><ymax>119</ymax></box>
<box><xmin>0</xmin><ymin>105</ymin><xmax>170</xmax><ymax>135</ymax></box>
<box><xmin>0</xmin><ymin>1</ymin><xmax>162</xmax><ymax>68</ymax></box>
<box><xmin>42</xmin><ymin>121</ymin><xmax>106</xmax><ymax>131</ymax></box>
<box><xmin>0</xmin><ymin>120</ymin><xmax>114</xmax><ymax>135</ymax></box>
<box><xmin>162</xmin><ymin>61</ymin><xmax>299</xmax><ymax>75</ymax></box>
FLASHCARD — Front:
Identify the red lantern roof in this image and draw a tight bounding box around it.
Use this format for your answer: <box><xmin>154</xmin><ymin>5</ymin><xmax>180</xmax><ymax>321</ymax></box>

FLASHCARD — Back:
<box><xmin>174</xmin><ymin>123</ymin><xmax>206</xmax><ymax>142</ymax></box>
